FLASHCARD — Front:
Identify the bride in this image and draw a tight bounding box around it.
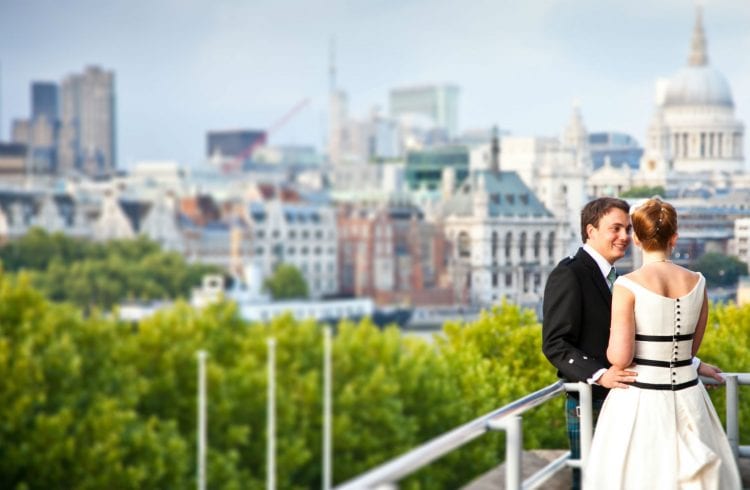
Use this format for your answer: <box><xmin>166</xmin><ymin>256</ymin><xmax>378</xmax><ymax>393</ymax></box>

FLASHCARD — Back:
<box><xmin>583</xmin><ymin>198</ymin><xmax>741</xmax><ymax>489</ymax></box>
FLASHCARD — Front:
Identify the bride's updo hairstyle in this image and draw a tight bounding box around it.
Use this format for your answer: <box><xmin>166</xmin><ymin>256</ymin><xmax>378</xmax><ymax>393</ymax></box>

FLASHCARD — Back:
<box><xmin>631</xmin><ymin>198</ymin><xmax>677</xmax><ymax>252</ymax></box>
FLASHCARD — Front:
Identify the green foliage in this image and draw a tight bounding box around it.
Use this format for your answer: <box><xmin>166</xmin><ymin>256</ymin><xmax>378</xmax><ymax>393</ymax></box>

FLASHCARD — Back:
<box><xmin>0</xmin><ymin>228</ymin><xmax>90</xmax><ymax>271</ymax></box>
<box><xmin>0</xmin><ymin>228</ymin><xmax>220</xmax><ymax>310</ymax></box>
<box><xmin>698</xmin><ymin>301</ymin><xmax>750</xmax><ymax>444</ymax></box>
<box><xmin>691</xmin><ymin>252</ymin><xmax>748</xmax><ymax>287</ymax></box>
<box><xmin>1</xmin><ymin>271</ymin><xmax>746</xmax><ymax>488</ymax></box>
<box><xmin>0</xmin><ymin>273</ymin><xmax>191</xmax><ymax>489</ymax></box>
<box><xmin>619</xmin><ymin>185</ymin><xmax>666</xmax><ymax>198</ymax></box>
<box><xmin>263</xmin><ymin>263</ymin><xmax>309</xmax><ymax>299</ymax></box>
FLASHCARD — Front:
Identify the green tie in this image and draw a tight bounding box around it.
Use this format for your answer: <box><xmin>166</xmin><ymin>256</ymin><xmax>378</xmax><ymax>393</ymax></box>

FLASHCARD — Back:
<box><xmin>607</xmin><ymin>267</ymin><xmax>617</xmax><ymax>290</ymax></box>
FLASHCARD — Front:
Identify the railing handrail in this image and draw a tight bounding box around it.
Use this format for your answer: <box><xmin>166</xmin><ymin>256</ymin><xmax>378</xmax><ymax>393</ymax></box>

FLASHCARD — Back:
<box><xmin>704</xmin><ymin>372</ymin><xmax>750</xmax><ymax>384</ymax></box>
<box><xmin>335</xmin><ymin>373</ymin><xmax>750</xmax><ymax>490</ymax></box>
<box><xmin>335</xmin><ymin>381</ymin><xmax>566</xmax><ymax>489</ymax></box>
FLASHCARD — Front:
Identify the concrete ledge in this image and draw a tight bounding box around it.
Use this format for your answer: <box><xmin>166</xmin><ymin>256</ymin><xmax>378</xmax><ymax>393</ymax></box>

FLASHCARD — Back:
<box><xmin>461</xmin><ymin>450</ymin><xmax>571</xmax><ymax>490</ymax></box>
<box><xmin>463</xmin><ymin>451</ymin><xmax>750</xmax><ymax>490</ymax></box>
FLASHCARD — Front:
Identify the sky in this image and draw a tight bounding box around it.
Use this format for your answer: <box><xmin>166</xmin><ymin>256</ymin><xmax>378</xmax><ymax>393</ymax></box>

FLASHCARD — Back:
<box><xmin>1</xmin><ymin>0</ymin><xmax>749</xmax><ymax>169</ymax></box>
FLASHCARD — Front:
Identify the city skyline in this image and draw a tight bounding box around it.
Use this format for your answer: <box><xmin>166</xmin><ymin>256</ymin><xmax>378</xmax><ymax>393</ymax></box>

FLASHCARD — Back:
<box><xmin>1</xmin><ymin>0</ymin><xmax>749</xmax><ymax>168</ymax></box>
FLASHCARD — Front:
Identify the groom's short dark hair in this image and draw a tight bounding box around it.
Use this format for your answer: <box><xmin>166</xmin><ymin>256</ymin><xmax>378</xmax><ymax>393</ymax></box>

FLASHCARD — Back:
<box><xmin>580</xmin><ymin>197</ymin><xmax>630</xmax><ymax>243</ymax></box>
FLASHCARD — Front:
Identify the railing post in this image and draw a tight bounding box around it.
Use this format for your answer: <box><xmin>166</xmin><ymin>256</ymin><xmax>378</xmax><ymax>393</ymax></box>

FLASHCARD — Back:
<box><xmin>267</xmin><ymin>338</ymin><xmax>276</xmax><ymax>490</ymax></box>
<box><xmin>578</xmin><ymin>382</ymin><xmax>593</xmax><ymax>467</ymax></box>
<box><xmin>323</xmin><ymin>326</ymin><xmax>333</xmax><ymax>490</ymax></box>
<box><xmin>505</xmin><ymin>416</ymin><xmax>523</xmax><ymax>490</ymax></box>
<box><xmin>196</xmin><ymin>350</ymin><xmax>208</xmax><ymax>490</ymax></box>
<box><xmin>725</xmin><ymin>374</ymin><xmax>739</xmax><ymax>460</ymax></box>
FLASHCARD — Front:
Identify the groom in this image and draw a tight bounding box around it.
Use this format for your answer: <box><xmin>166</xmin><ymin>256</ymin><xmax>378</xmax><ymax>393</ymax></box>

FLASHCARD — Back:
<box><xmin>542</xmin><ymin>196</ymin><xmax>725</xmax><ymax>490</ymax></box>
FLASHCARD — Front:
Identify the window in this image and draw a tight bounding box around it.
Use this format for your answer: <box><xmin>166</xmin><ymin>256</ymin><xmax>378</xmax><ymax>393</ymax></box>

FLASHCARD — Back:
<box><xmin>458</xmin><ymin>231</ymin><xmax>471</xmax><ymax>258</ymax></box>
<box><xmin>505</xmin><ymin>232</ymin><xmax>513</xmax><ymax>259</ymax></box>
<box><xmin>548</xmin><ymin>232</ymin><xmax>556</xmax><ymax>259</ymax></box>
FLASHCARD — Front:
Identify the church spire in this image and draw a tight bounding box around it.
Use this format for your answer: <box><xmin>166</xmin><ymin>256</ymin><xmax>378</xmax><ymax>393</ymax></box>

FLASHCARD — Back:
<box><xmin>688</xmin><ymin>5</ymin><xmax>708</xmax><ymax>66</ymax></box>
<box><xmin>329</xmin><ymin>37</ymin><xmax>337</xmax><ymax>92</ymax></box>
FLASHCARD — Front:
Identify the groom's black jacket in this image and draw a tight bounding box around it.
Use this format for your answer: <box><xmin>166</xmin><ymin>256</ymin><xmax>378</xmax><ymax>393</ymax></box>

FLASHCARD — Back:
<box><xmin>542</xmin><ymin>247</ymin><xmax>613</xmax><ymax>401</ymax></box>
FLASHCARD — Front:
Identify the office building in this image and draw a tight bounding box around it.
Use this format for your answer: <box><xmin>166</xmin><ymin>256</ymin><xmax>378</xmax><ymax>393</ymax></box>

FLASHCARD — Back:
<box><xmin>206</xmin><ymin>129</ymin><xmax>266</xmax><ymax>160</ymax></box>
<box><xmin>0</xmin><ymin>143</ymin><xmax>28</xmax><ymax>180</ymax></box>
<box><xmin>389</xmin><ymin>84</ymin><xmax>459</xmax><ymax>139</ymax></box>
<box><xmin>58</xmin><ymin>65</ymin><xmax>116</xmax><ymax>178</ymax></box>
<box><xmin>588</xmin><ymin>132</ymin><xmax>643</xmax><ymax>170</ymax></box>
<box><xmin>405</xmin><ymin>145</ymin><xmax>469</xmax><ymax>192</ymax></box>
<box><xmin>32</xmin><ymin>82</ymin><xmax>59</xmax><ymax>121</ymax></box>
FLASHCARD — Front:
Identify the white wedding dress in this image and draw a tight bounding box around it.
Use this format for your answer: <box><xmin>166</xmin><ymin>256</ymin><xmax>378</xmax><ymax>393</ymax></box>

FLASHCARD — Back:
<box><xmin>584</xmin><ymin>273</ymin><xmax>741</xmax><ymax>490</ymax></box>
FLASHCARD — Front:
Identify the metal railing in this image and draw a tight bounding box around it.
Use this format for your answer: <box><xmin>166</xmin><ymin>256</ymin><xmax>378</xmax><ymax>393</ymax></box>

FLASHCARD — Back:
<box><xmin>336</xmin><ymin>373</ymin><xmax>749</xmax><ymax>490</ymax></box>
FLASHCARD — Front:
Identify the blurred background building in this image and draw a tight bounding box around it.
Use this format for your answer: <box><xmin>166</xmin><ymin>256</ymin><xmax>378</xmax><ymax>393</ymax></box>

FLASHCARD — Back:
<box><xmin>58</xmin><ymin>66</ymin><xmax>117</xmax><ymax>178</ymax></box>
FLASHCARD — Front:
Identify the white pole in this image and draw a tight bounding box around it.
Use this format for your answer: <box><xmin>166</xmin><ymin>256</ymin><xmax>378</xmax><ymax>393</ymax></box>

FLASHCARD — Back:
<box><xmin>504</xmin><ymin>416</ymin><xmax>523</xmax><ymax>490</ymax></box>
<box><xmin>196</xmin><ymin>350</ymin><xmax>208</xmax><ymax>490</ymax></box>
<box><xmin>267</xmin><ymin>338</ymin><xmax>276</xmax><ymax>490</ymax></box>
<box><xmin>323</xmin><ymin>326</ymin><xmax>332</xmax><ymax>490</ymax></box>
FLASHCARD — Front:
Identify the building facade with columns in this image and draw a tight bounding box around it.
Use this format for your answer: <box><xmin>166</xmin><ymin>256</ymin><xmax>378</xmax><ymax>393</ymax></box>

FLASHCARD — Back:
<box><xmin>637</xmin><ymin>7</ymin><xmax>744</xmax><ymax>190</ymax></box>
<box><xmin>442</xmin><ymin>167</ymin><xmax>570</xmax><ymax>309</ymax></box>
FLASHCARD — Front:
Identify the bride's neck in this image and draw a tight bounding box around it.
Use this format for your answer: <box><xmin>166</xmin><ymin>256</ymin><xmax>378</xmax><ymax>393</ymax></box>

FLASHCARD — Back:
<box><xmin>641</xmin><ymin>249</ymin><xmax>671</xmax><ymax>265</ymax></box>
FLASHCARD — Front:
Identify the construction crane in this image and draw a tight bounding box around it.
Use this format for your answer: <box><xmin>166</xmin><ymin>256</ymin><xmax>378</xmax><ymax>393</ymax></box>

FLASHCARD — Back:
<box><xmin>222</xmin><ymin>97</ymin><xmax>311</xmax><ymax>173</ymax></box>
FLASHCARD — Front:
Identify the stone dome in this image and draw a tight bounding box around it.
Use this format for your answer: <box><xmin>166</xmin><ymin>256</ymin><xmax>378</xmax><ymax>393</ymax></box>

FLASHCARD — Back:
<box><xmin>662</xmin><ymin>6</ymin><xmax>734</xmax><ymax>108</ymax></box>
<box><xmin>662</xmin><ymin>65</ymin><xmax>734</xmax><ymax>108</ymax></box>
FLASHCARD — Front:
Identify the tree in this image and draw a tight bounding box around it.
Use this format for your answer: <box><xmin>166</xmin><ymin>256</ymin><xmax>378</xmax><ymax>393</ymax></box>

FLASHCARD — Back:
<box><xmin>0</xmin><ymin>230</ymin><xmax>221</xmax><ymax>310</ymax></box>
<box><xmin>691</xmin><ymin>252</ymin><xmax>748</xmax><ymax>287</ymax></box>
<box><xmin>0</xmin><ymin>273</ymin><xmax>192</xmax><ymax>489</ymax></box>
<box><xmin>1</xmin><ymin>271</ymin><xmax>746</xmax><ymax>488</ymax></box>
<box><xmin>619</xmin><ymin>186</ymin><xmax>665</xmax><ymax>198</ymax></box>
<box><xmin>696</xmin><ymin>301</ymin><xmax>750</xmax><ymax>445</ymax></box>
<box><xmin>263</xmin><ymin>263</ymin><xmax>309</xmax><ymax>299</ymax></box>
<box><xmin>0</xmin><ymin>228</ymin><xmax>91</xmax><ymax>271</ymax></box>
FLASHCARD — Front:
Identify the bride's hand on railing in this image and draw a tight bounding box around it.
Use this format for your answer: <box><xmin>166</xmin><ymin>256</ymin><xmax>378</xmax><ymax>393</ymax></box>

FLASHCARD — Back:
<box><xmin>698</xmin><ymin>361</ymin><xmax>724</xmax><ymax>388</ymax></box>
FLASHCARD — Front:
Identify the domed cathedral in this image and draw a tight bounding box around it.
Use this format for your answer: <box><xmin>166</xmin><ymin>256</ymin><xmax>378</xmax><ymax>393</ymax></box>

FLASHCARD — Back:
<box><xmin>637</xmin><ymin>6</ymin><xmax>745</xmax><ymax>189</ymax></box>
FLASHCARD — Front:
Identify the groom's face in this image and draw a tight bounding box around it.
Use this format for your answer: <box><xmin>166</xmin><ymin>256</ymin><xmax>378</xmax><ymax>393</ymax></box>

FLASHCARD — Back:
<box><xmin>587</xmin><ymin>208</ymin><xmax>632</xmax><ymax>264</ymax></box>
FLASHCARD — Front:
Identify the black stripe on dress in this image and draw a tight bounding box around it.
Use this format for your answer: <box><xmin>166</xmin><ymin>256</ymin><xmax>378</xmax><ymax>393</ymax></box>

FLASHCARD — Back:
<box><xmin>635</xmin><ymin>333</ymin><xmax>694</xmax><ymax>342</ymax></box>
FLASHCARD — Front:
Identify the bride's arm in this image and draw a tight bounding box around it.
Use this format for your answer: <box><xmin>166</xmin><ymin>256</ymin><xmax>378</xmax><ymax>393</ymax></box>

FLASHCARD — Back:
<box><xmin>607</xmin><ymin>285</ymin><xmax>636</xmax><ymax>368</ymax></box>
<box><xmin>691</xmin><ymin>291</ymin><xmax>709</xmax><ymax>356</ymax></box>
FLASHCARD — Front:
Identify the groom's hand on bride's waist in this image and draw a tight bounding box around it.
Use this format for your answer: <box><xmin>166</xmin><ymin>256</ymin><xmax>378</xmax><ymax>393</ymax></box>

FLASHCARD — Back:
<box><xmin>598</xmin><ymin>366</ymin><xmax>638</xmax><ymax>389</ymax></box>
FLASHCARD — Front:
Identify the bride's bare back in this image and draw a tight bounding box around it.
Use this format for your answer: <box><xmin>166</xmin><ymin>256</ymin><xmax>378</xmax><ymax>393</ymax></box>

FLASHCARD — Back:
<box><xmin>625</xmin><ymin>262</ymin><xmax>701</xmax><ymax>299</ymax></box>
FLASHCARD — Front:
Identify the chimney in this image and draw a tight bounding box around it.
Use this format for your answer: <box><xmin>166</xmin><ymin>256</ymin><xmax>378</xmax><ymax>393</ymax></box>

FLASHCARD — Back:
<box><xmin>491</xmin><ymin>125</ymin><xmax>500</xmax><ymax>175</ymax></box>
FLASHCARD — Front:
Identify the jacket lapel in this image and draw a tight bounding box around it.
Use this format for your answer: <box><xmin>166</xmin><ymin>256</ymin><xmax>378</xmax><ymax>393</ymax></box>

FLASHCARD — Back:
<box><xmin>576</xmin><ymin>248</ymin><xmax>612</xmax><ymax>306</ymax></box>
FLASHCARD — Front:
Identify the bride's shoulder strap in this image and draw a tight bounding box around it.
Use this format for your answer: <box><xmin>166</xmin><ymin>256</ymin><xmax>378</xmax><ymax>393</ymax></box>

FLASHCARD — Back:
<box><xmin>613</xmin><ymin>275</ymin><xmax>639</xmax><ymax>293</ymax></box>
